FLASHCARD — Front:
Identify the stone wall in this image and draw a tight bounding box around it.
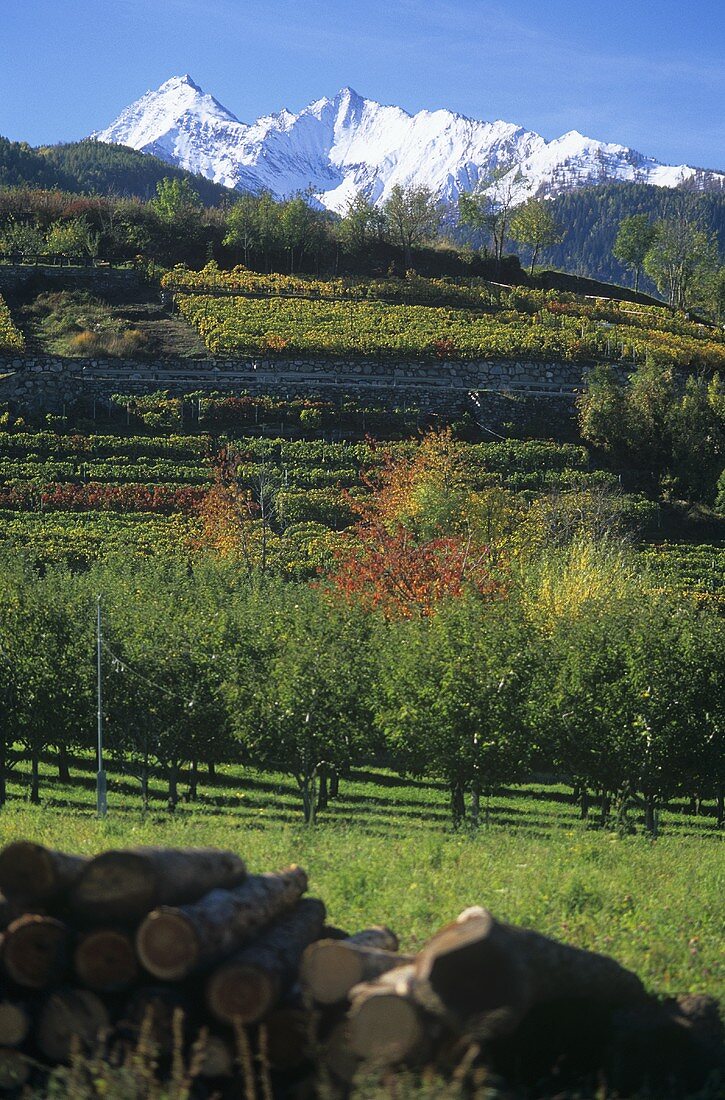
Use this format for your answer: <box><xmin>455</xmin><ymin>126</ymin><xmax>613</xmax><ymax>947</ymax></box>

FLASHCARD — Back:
<box><xmin>0</xmin><ymin>264</ymin><xmax>141</xmax><ymax>294</ymax></box>
<box><xmin>0</xmin><ymin>352</ymin><xmax>590</xmax><ymax>434</ymax></box>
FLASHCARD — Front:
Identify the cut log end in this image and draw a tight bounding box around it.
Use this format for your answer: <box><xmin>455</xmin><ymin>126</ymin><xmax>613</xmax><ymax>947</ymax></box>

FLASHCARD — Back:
<box><xmin>75</xmin><ymin>929</ymin><xmax>140</xmax><ymax>992</ymax></box>
<box><xmin>37</xmin><ymin>989</ymin><xmax>110</xmax><ymax>1063</ymax></box>
<box><xmin>2</xmin><ymin>914</ymin><xmax>69</xmax><ymax>989</ymax></box>
<box><xmin>0</xmin><ymin>1003</ymin><xmax>30</xmax><ymax>1048</ymax></box>
<box><xmin>301</xmin><ymin>940</ymin><xmax>366</xmax><ymax>1005</ymax></box>
<box><xmin>135</xmin><ymin>909</ymin><xmax>200</xmax><ymax>981</ymax></box>
<box><xmin>207</xmin><ymin>963</ymin><xmax>279</xmax><ymax>1025</ymax></box>
<box><xmin>349</xmin><ymin>992</ymin><xmax>427</xmax><ymax>1064</ymax></box>
<box><xmin>0</xmin><ymin>842</ymin><xmax>58</xmax><ymax>903</ymax></box>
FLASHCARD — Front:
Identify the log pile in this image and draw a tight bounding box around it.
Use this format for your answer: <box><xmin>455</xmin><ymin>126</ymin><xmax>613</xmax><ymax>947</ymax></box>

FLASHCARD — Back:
<box><xmin>0</xmin><ymin>841</ymin><xmax>721</xmax><ymax>1098</ymax></box>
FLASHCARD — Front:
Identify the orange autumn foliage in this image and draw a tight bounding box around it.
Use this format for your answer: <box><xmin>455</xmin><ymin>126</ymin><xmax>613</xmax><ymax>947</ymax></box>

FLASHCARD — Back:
<box><xmin>330</xmin><ymin>429</ymin><xmax>505</xmax><ymax>616</ymax></box>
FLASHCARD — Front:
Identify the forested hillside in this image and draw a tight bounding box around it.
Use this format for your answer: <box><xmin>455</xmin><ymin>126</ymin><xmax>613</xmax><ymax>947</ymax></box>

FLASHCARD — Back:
<box><xmin>538</xmin><ymin>182</ymin><xmax>725</xmax><ymax>289</ymax></box>
<box><xmin>0</xmin><ymin>136</ymin><xmax>234</xmax><ymax>204</ymax></box>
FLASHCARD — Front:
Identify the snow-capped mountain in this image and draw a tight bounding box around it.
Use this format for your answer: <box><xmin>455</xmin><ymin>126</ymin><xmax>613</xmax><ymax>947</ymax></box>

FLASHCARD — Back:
<box><xmin>94</xmin><ymin>75</ymin><xmax>724</xmax><ymax>210</ymax></box>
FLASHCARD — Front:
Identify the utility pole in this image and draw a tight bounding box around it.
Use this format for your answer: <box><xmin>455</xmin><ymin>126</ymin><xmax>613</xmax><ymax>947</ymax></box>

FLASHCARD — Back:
<box><xmin>96</xmin><ymin>596</ymin><xmax>107</xmax><ymax>817</ymax></box>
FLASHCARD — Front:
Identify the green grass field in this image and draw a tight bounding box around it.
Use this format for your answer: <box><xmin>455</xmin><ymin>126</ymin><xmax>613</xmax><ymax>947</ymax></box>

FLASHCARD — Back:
<box><xmin>1</xmin><ymin>756</ymin><xmax>722</xmax><ymax>1006</ymax></box>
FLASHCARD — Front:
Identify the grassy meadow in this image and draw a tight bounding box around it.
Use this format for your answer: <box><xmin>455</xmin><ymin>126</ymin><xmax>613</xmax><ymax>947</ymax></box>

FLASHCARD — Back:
<box><xmin>1</xmin><ymin>756</ymin><xmax>722</xmax><ymax>1005</ymax></box>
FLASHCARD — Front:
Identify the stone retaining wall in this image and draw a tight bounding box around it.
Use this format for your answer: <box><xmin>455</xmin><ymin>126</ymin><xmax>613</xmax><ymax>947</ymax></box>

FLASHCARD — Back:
<box><xmin>0</xmin><ymin>264</ymin><xmax>141</xmax><ymax>293</ymax></box>
<box><xmin>0</xmin><ymin>353</ymin><xmax>595</xmax><ymax>433</ymax></box>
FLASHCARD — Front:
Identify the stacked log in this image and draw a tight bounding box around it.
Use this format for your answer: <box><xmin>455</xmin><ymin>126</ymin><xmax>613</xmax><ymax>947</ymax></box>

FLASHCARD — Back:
<box><xmin>0</xmin><ymin>839</ymin><xmax>719</xmax><ymax>1098</ymax></box>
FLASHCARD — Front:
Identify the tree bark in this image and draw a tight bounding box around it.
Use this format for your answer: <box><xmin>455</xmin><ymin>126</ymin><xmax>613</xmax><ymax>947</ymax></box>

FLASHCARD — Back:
<box><xmin>187</xmin><ymin>759</ymin><xmax>199</xmax><ymax>802</ymax></box>
<box><xmin>29</xmin><ymin>750</ymin><xmax>40</xmax><ymax>805</ymax></box>
<box><xmin>2</xmin><ymin>914</ymin><xmax>70</xmax><ymax>989</ymax></box>
<box><xmin>72</xmin><ymin>846</ymin><xmax>247</xmax><ymax>925</ymax></box>
<box><xmin>206</xmin><ymin>897</ymin><xmax>326</xmax><ymax>1025</ymax></box>
<box><xmin>167</xmin><ymin>762</ymin><xmax>179</xmax><ymax>812</ymax></box>
<box><xmin>0</xmin><ymin>841</ymin><xmax>88</xmax><ymax>908</ymax></box>
<box><xmin>329</xmin><ymin>769</ymin><xmax>340</xmax><ymax>799</ymax></box>
<box><xmin>316</xmin><ymin>770</ymin><xmax>329</xmax><ymax>812</ymax></box>
<box><xmin>37</xmin><ymin>988</ymin><xmax>110</xmax><ymax>1063</ymax></box>
<box><xmin>136</xmin><ymin>865</ymin><xmax>307</xmax><ymax>981</ymax></box>
<box><xmin>74</xmin><ymin>928</ymin><xmax>139</xmax><ymax>992</ymax></box>
<box><xmin>450</xmin><ymin>779</ymin><xmax>466</xmax><ymax>825</ymax></box>
<box><xmin>57</xmin><ymin>743</ymin><xmax>71</xmax><ymax>782</ymax></box>
<box><xmin>411</xmin><ymin>907</ymin><xmax>646</xmax><ymax>1040</ymax></box>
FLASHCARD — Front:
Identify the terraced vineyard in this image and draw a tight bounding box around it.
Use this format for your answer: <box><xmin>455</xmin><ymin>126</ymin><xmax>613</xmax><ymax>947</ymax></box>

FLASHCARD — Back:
<box><xmin>166</xmin><ymin>266</ymin><xmax>725</xmax><ymax>367</ymax></box>
<box><xmin>0</xmin><ymin>291</ymin><xmax>25</xmax><ymax>352</ymax></box>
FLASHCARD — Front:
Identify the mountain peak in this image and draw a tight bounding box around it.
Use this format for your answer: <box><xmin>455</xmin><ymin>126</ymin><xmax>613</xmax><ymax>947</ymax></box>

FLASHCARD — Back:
<box><xmin>160</xmin><ymin>74</ymin><xmax>202</xmax><ymax>92</ymax></box>
<box><xmin>94</xmin><ymin>78</ymin><xmax>724</xmax><ymax>210</ymax></box>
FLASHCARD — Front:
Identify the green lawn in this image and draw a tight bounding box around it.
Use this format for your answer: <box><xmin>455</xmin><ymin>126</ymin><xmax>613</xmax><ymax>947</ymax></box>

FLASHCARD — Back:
<box><xmin>1</xmin><ymin>756</ymin><xmax>722</xmax><ymax>1004</ymax></box>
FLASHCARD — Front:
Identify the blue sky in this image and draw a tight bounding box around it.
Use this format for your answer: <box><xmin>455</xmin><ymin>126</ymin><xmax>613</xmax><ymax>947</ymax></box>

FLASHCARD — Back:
<box><xmin>1</xmin><ymin>0</ymin><xmax>723</xmax><ymax>168</ymax></box>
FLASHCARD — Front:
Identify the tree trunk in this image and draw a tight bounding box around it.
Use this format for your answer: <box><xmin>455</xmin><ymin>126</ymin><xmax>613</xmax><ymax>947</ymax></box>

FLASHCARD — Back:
<box><xmin>600</xmin><ymin>791</ymin><xmax>611</xmax><ymax>826</ymax></box>
<box><xmin>0</xmin><ymin>841</ymin><xmax>88</xmax><ymax>907</ymax></box>
<box><xmin>71</xmin><ymin>846</ymin><xmax>246</xmax><ymax>925</ymax></box>
<box><xmin>411</xmin><ymin>906</ymin><xmax>646</xmax><ymax>1040</ymax></box>
<box><xmin>167</xmin><ymin>761</ymin><xmax>179</xmax><ymax>812</ymax></box>
<box><xmin>140</xmin><ymin>762</ymin><xmax>150</xmax><ymax>812</ymax></box>
<box><xmin>2</xmin><ymin>914</ymin><xmax>70</xmax><ymax>989</ymax></box>
<box><xmin>187</xmin><ymin>759</ymin><xmax>199</xmax><ymax>802</ymax></box>
<box><xmin>0</xmin><ymin>733</ymin><xmax>6</xmax><ymax>808</ymax></box>
<box><xmin>644</xmin><ymin>796</ymin><xmax>658</xmax><ymax>837</ymax></box>
<box><xmin>301</xmin><ymin>929</ymin><xmax>410</xmax><ymax>1006</ymax></box>
<box><xmin>74</xmin><ymin>928</ymin><xmax>139</xmax><ymax>992</ymax></box>
<box><xmin>57</xmin><ymin>743</ymin><xmax>71</xmax><ymax>782</ymax></box>
<box><xmin>37</xmin><ymin>989</ymin><xmax>110</xmax><ymax>1063</ymax></box>
<box><xmin>580</xmin><ymin>787</ymin><xmax>590</xmax><ymax>819</ymax></box>
<box><xmin>329</xmin><ymin>769</ymin><xmax>340</xmax><ymax>799</ymax></box>
<box><xmin>449</xmin><ymin>779</ymin><xmax>465</xmax><ymax>826</ymax></box>
<box><xmin>470</xmin><ymin>777</ymin><xmax>481</xmax><ymax>828</ymax></box>
<box><xmin>317</xmin><ymin>770</ymin><xmax>328</xmax><ymax>812</ymax></box>
<box><xmin>136</xmin><ymin>865</ymin><xmax>307</xmax><ymax>981</ymax></box>
<box><xmin>29</xmin><ymin>750</ymin><xmax>40</xmax><ymax>805</ymax></box>
<box><xmin>205</xmin><ymin>897</ymin><xmax>326</xmax><ymax>1025</ymax></box>
<box><xmin>208</xmin><ymin>761</ymin><xmax>216</xmax><ymax>781</ymax></box>
<box><xmin>717</xmin><ymin>784</ymin><xmax>724</xmax><ymax>829</ymax></box>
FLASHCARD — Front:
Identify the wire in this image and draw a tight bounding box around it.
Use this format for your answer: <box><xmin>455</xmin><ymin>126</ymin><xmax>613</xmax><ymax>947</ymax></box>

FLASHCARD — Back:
<box><xmin>100</xmin><ymin>638</ymin><xmax>195</xmax><ymax>705</ymax></box>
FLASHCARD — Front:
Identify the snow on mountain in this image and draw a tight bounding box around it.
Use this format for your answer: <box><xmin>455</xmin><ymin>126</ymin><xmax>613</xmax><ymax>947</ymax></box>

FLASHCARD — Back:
<box><xmin>94</xmin><ymin>76</ymin><xmax>724</xmax><ymax>210</ymax></box>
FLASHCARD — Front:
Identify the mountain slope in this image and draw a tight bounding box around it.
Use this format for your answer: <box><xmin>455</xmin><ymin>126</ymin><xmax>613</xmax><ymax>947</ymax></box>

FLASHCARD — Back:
<box><xmin>0</xmin><ymin>134</ymin><xmax>236</xmax><ymax>204</ymax></box>
<box><xmin>94</xmin><ymin>75</ymin><xmax>725</xmax><ymax>211</ymax></box>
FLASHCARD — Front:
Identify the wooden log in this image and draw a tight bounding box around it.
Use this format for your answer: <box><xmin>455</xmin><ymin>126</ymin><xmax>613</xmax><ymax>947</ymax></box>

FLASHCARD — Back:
<box><xmin>301</xmin><ymin>937</ymin><xmax>411</xmax><ymax>1005</ymax></box>
<box><xmin>72</xmin><ymin>846</ymin><xmax>247</xmax><ymax>924</ymax></box>
<box><xmin>263</xmin><ymin>1006</ymin><xmax>313</xmax><ymax>1071</ymax></box>
<box><xmin>206</xmin><ymin>897</ymin><xmax>326</xmax><ymax>1026</ymax></box>
<box><xmin>347</xmin><ymin>963</ymin><xmax>430</xmax><ymax>1065</ymax></box>
<box><xmin>122</xmin><ymin>986</ymin><xmax>192</xmax><ymax>1056</ymax></box>
<box><xmin>412</xmin><ymin>906</ymin><xmax>647</xmax><ymax>1039</ymax></box>
<box><xmin>0</xmin><ymin>1048</ymin><xmax>30</xmax><ymax>1090</ymax></box>
<box><xmin>1</xmin><ymin>914</ymin><xmax>70</xmax><ymax>989</ymax></box>
<box><xmin>197</xmin><ymin>1032</ymin><xmax>235</xmax><ymax>1078</ymax></box>
<box><xmin>136</xmin><ymin>865</ymin><xmax>308</xmax><ymax>981</ymax></box>
<box><xmin>0</xmin><ymin>1003</ymin><xmax>30</xmax><ymax>1048</ymax></box>
<box><xmin>37</xmin><ymin>988</ymin><xmax>110</xmax><ymax>1063</ymax></box>
<box><xmin>320</xmin><ymin>1019</ymin><xmax>359</xmax><ymax>1086</ymax></box>
<box><xmin>74</xmin><ymin>928</ymin><xmax>139</xmax><ymax>992</ymax></box>
<box><xmin>0</xmin><ymin>842</ymin><xmax>88</xmax><ymax>908</ymax></box>
<box><xmin>0</xmin><ymin>894</ymin><xmax>15</xmax><ymax>932</ymax></box>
